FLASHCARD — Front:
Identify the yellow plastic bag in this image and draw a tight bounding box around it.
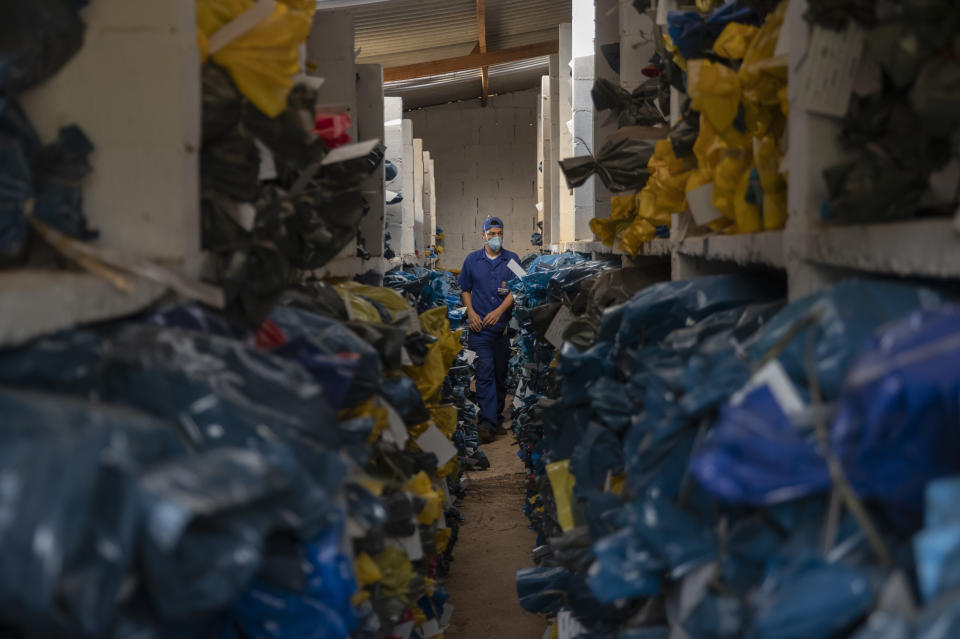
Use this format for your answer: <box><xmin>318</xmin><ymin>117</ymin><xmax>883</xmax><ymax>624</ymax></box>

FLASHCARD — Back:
<box><xmin>436</xmin><ymin>528</ymin><xmax>452</xmax><ymax>554</ymax></box>
<box><xmin>712</xmin><ymin>153</ymin><xmax>752</xmax><ymax>222</ymax></box>
<box><xmin>406</xmin><ymin>472</ymin><xmax>443</xmax><ymax>525</ymax></box>
<box><xmin>616</xmin><ymin>217</ymin><xmax>656</xmax><ymax>257</ymax></box>
<box><xmin>197</xmin><ymin>0</ymin><xmax>311</xmax><ymax>117</ymax></box>
<box><xmin>756</xmin><ymin>135</ymin><xmax>787</xmax><ymax>230</ymax></box>
<box><xmin>713</xmin><ymin>23</ymin><xmax>760</xmax><ymax>60</ymax></box>
<box><xmin>374</xmin><ymin>547</ymin><xmax>415</xmax><ymax>599</ymax></box>
<box><xmin>637</xmin><ymin>139</ymin><xmax>693</xmax><ymax>227</ymax></box>
<box><xmin>546</xmin><ymin>460</ymin><xmax>577</xmax><ymax>533</ymax></box>
<box><xmin>277</xmin><ymin>0</ymin><xmax>316</xmax><ymax>11</ymax></box>
<box><xmin>404</xmin><ymin>308</ymin><xmax>462</xmax><ymax>401</ymax></box>
<box><xmin>354</xmin><ymin>552</ymin><xmax>383</xmax><ymax>586</ymax></box>
<box><xmin>340</xmin><ymin>397</ymin><xmax>389</xmax><ymax>444</ymax></box>
<box><xmin>592</xmin><ymin>193</ymin><xmax>637</xmax><ymax>246</ymax></box>
<box><xmin>688</xmin><ymin>60</ymin><xmax>743</xmax><ymax>141</ymax></box>
<box><xmin>428</xmin><ymin>404</ymin><xmax>458</xmax><ymax>438</ymax></box>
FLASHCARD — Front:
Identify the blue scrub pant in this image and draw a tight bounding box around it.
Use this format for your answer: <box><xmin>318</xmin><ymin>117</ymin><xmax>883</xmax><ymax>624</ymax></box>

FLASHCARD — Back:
<box><xmin>469</xmin><ymin>330</ymin><xmax>510</xmax><ymax>431</ymax></box>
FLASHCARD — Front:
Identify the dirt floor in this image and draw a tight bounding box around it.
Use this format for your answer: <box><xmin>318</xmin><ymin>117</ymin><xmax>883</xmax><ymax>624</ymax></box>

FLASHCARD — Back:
<box><xmin>444</xmin><ymin>434</ymin><xmax>548</xmax><ymax>639</ymax></box>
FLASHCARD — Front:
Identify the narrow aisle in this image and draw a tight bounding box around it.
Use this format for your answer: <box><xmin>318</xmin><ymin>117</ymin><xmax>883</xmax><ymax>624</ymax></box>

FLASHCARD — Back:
<box><xmin>445</xmin><ymin>436</ymin><xmax>547</xmax><ymax>639</ymax></box>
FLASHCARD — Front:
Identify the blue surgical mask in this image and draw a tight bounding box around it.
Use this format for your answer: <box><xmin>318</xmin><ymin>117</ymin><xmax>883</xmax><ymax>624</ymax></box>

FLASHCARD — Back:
<box><xmin>487</xmin><ymin>236</ymin><xmax>503</xmax><ymax>252</ymax></box>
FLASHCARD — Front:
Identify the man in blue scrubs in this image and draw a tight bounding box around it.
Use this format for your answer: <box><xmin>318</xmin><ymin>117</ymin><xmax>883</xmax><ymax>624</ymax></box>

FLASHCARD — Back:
<box><xmin>458</xmin><ymin>217</ymin><xmax>521</xmax><ymax>444</ymax></box>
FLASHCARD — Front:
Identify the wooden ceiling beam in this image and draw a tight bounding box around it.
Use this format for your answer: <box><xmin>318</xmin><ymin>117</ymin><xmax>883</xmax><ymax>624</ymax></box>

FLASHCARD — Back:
<box><xmin>383</xmin><ymin>40</ymin><xmax>559</xmax><ymax>83</ymax></box>
<box><xmin>477</xmin><ymin>0</ymin><xmax>489</xmax><ymax>106</ymax></box>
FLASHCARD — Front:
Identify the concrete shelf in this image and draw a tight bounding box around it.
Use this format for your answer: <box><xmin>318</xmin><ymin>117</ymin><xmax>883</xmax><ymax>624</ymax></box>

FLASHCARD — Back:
<box><xmin>797</xmin><ymin>218</ymin><xmax>960</xmax><ymax>280</ymax></box>
<box><xmin>0</xmin><ymin>270</ymin><xmax>167</xmax><ymax>348</ymax></box>
<box><xmin>676</xmin><ymin>231</ymin><xmax>786</xmax><ymax>270</ymax></box>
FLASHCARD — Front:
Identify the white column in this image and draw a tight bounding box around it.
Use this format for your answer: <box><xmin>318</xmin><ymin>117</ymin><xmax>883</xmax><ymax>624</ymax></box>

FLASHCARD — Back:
<box><xmin>356</xmin><ymin>64</ymin><xmax>385</xmax><ymax>258</ymax></box>
<box><xmin>558</xmin><ymin>23</ymin><xmax>576</xmax><ymax>243</ymax></box>
<box><xmin>384</xmin><ymin>97</ymin><xmax>404</xmax><ymax>259</ymax></box>
<box><xmin>619</xmin><ymin>0</ymin><xmax>656</xmax><ymax>92</ymax></box>
<box><xmin>401</xmin><ymin>120</ymin><xmax>416</xmax><ymax>256</ymax></box>
<box><xmin>572</xmin><ymin>0</ymin><xmax>597</xmax><ymax>239</ymax></box>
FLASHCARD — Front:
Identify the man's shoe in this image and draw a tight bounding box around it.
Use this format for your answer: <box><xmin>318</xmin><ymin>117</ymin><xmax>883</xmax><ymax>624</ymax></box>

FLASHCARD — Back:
<box><xmin>478</xmin><ymin>428</ymin><xmax>496</xmax><ymax>444</ymax></box>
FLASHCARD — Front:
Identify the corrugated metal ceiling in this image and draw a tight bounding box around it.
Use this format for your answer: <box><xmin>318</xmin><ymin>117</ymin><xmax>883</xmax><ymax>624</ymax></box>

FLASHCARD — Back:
<box><xmin>385</xmin><ymin>56</ymin><xmax>549</xmax><ymax>110</ymax></box>
<box><xmin>343</xmin><ymin>0</ymin><xmax>569</xmax><ymax>107</ymax></box>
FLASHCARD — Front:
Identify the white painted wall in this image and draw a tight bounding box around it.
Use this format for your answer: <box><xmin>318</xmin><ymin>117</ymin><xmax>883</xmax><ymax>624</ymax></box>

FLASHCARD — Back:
<box><xmin>558</xmin><ymin>23</ymin><xmax>575</xmax><ymax>243</ymax></box>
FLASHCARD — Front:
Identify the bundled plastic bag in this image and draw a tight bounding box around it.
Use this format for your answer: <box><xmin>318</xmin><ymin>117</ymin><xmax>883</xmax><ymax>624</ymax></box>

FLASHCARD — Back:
<box><xmin>197</xmin><ymin>0</ymin><xmax>312</xmax><ymax>117</ymax></box>
<box><xmin>560</xmin><ymin>137</ymin><xmax>659</xmax><ymax>193</ymax></box>
<box><xmin>832</xmin><ymin>306</ymin><xmax>960</xmax><ymax>531</ymax></box>
<box><xmin>0</xmin><ymin>0</ymin><xmax>88</xmax><ymax>94</ymax></box>
<box><xmin>591</xmin><ymin>78</ymin><xmax>667</xmax><ymax>128</ymax></box>
<box><xmin>0</xmin><ymin>388</ymin><xmax>183</xmax><ymax>637</ymax></box>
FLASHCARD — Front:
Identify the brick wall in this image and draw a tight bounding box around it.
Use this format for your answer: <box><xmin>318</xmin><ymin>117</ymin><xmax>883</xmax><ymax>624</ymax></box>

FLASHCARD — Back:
<box><xmin>405</xmin><ymin>90</ymin><xmax>539</xmax><ymax>268</ymax></box>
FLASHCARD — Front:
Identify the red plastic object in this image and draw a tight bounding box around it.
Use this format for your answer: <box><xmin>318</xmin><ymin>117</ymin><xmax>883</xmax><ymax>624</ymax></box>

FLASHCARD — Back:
<box><xmin>315</xmin><ymin>112</ymin><xmax>353</xmax><ymax>149</ymax></box>
<box><xmin>642</xmin><ymin>64</ymin><xmax>662</xmax><ymax>78</ymax></box>
<box><xmin>256</xmin><ymin>320</ymin><xmax>288</xmax><ymax>350</ymax></box>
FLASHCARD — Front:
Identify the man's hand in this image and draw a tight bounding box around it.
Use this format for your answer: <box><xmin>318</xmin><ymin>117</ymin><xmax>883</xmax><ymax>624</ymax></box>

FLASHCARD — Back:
<box><xmin>468</xmin><ymin>308</ymin><xmax>483</xmax><ymax>333</ymax></box>
<box><xmin>483</xmin><ymin>308</ymin><xmax>503</xmax><ymax>327</ymax></box>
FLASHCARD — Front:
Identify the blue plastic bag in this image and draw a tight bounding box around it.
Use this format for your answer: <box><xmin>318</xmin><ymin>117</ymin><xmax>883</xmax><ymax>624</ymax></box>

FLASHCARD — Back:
<box><xmin>832</xmin><ymin>306</ymin><xmax>960</xmax><ymax>531</ymax></box>
<box><xmin>750</xmin><ymin>557</ymin><xmax>874</xmax><ymax>639</ymax></box>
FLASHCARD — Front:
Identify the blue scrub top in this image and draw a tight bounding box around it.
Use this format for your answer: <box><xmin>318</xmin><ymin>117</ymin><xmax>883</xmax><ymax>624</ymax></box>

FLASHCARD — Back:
<box><xmin>458</xmin><ymin>248</ymin><xmax>521</xmax><ymax>334</ymax></box>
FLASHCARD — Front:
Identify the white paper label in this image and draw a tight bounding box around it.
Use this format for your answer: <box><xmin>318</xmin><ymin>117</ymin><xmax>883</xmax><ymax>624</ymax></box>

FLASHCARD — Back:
<box><xmin>507</xmin><ymin>259</ymin><xmax>526</xmax><ymax>279</ymax></box>
<box><xmin>225</xmin><ymin>201</ymin><xmax>257</xmax><ymax>232</ymax></box>
<box><xmin>382</xmin><ymin>402</ymin><xmax>409</xmax><ymax>447</ymax></box>
<box><xmin>686</xmin><ymin>183</ymin><xmax>724</xmax><ymax>226</ymax></box>
<box><xmin>401</xmin><ymin>347</ymin><xmax>414</xmax><ymax>367</ymax></box>
<box><xmin>419</xmin><ymin>619</ymin><xmax>440</xmax><ymax>638</ymax></box>
<box><xmin>439</xmin><ymin>604</ymin><xmax>454</xmax><ymax>629</ymax></box>
<box><xmin>416</xmin><ymin>425</ymin><xmax>458</xmax><ymax>466</ymax></box>
<box><xmin>544</xmin><ymin>305</ymin><xmax>577</xmax><ymax>349</ymax></box>
<box><xmin>800</xmin><ymin>24</ymin><xmax>865</xmax><ymax>117</ymax></box>
<box><xmin>513</xmin><ymin>395</ymin><xmax>523</xmax><ymax>408</ymax></box>
<box><xmin>321</xmin><ymin>138</ymin><xmax>382</xmax><ymax>165</ymax></box>
<box><xmin>392</xmin><ymin>621</ymin><xmax>415</xmax><ymax>639</ymax></box>
<box><xmin>558</xmin><ymin>611</ymin><xmax>586</xmax><ymax>639</ymax></box>
<box><xmin>254</xmin><ymin>138</ymin><xmax>278</xmax><ymax>182</ymax></box>
<box><xmin>387</xmin><ymin>525</ymin><xmax>423</xmax><ymax>561</ymax></box>
<box><xmin>462</xmin><ymin>349</ymin><xmax>478</xmax><ymax>365</ymax></box>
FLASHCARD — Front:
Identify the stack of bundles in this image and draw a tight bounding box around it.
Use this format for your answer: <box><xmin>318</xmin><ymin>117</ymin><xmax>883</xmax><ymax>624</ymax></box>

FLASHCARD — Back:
<box><xmin>0</xmin><ymin>278</ymin><xmax>471</xmax><ymax>638</ymax></box>
<box><xmin>512</xmin><ymin>271</ymin><xmax>960</xmax><ymax>639</ymax></box>
<box><xmin>582</xmin><ymin>0</ymin><xmax>790</xmax><ymax>257</ymax></box>
<box><xmin>198</xmin><ymin>0</ymin><xmax>385</xmax><ymax>324</ymax></box>
<box><xmin>503</xmin><ymin>254</ymin><xmax>661</xmax><ymax>543</ymax></box>
<box><xmin>384</xmin><ymin>266</ymin><xmax>465</xmax><ymax>324</ymax></box>
<box><xmin>806</xmin><ymin>0</ymin><xmax>960</xmax><ymax>223</ymax></box>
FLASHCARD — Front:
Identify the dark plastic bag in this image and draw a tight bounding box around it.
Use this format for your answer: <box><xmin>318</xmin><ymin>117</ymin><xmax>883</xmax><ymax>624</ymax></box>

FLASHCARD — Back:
<box><xmin>139</xmin><ymin>447</ymin><xmax>300</xmax><ymax>620</ymax></box>
<box><xmin>750</xmin><ymin>557</ymin><xmax>874</xmax><ymax>639</ymax></box>
<box><xmin>0</xmin><ymin>388</ymin><xmax>184</xmax><ymax>637</ymax></box>
<box><xmin>0</xmin><ymin>0</ymin><xmax>88</xmax><ymax>94</ymax></box>
<box><xmin>560</xmin><ymin>137</ymin><xmax>657</xmax><ymax>193</ymax></box>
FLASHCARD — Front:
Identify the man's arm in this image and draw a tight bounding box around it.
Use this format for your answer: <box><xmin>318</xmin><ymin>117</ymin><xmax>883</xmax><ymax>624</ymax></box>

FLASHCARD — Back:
<box><xmin>462</xmin><ymin>291</ymin><xmax>483</xmax><ymax>333</ymax></box>
<box><xmin>482</xmin><ymin>292</ymin><xmax>514</xmax><ymax>327</ymax></box>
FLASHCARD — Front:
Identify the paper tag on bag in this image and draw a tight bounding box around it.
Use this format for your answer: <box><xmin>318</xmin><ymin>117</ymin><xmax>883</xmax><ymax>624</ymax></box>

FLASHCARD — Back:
<box><xmin>415</xmin><ymin>425</ymin><xmax>457</xmax><ymax>466</ymax></box>
<box><xmin>800</xmin><ymin>24</ymin><xmax>865</xmax><ymax>117</ymax></box>
<box><xmin>382</xmin><ymin>402</ymin><xmax>409</xmax><ymax>447</ymax></box>
<box><xmin>507</xmin><ymin>259</ymin><xmax>526</xmax><ymax>279</ymax></box>
<box><xmin>686</xmin><ymin>183</ymin><xmax>723</xmax><ymax>227</ymax></box>
<box><xmin>544</xmin><ymin>305</ymin><xmax>576</xmax><ymax>349</ymax></box>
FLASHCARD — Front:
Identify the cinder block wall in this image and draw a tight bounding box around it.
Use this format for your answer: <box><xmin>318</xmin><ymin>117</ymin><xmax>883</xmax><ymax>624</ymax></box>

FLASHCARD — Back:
<box><xmin>406</xmin><ymin>89</ymin><xmax>539</xmax><ymax>268</ymax></box>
